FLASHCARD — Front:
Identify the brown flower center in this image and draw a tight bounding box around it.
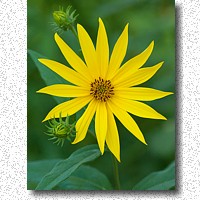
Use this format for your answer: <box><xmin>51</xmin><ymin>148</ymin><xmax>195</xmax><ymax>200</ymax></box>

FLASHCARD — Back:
<box><xmin>90</xmin><ymin>77</ymin><xmax>114</xmax><ymax>102</ymax></box>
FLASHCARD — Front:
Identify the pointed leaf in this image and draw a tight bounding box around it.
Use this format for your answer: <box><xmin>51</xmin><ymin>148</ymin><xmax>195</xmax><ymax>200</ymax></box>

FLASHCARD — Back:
<box><xmin>28</xmin><ymin>161</ymin><xmax>112</xmax><ymax>190</ymax></box>
<box><xmin>36</xmin><ymin>144</ymin><xmax>101</xmax><ymax>190</ymax></box>
<box><xmin>27</xmin><ymin>159</ymin><xmax>60</xmax><ymax>190</ymax></box>
<box><xmin>28</xmin><ymin>49</ymin><xmax>69</xmax><ymax>104</ymax></box>
<box><xmin>132</xmin><ymin>162</ymin><xmax>175</xmax><ymax>190</ymax></box>
<box><xmin>57</xmin><ymin>165</ymin><xmax>112</xmax><ymax>190</ymax></box>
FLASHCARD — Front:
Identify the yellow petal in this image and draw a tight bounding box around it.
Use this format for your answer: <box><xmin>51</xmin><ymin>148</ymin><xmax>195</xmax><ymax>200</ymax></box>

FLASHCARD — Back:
<box><xmin>77</xmin><ymin>24</ymin><xmax>99</xmax><ymax>78</ymax></box>
<box><xmin>38</xmin><ymin>59</ymin><xmax>89</xmax><ymax>87</ymax></box>
<box><xmin>37</xmin><ymin>84</ymin><xmax>90</xmax><ymax>98</ymax></box>
<box><xmin>115</xmin><ymin>87</ymin><xmax>173</xmax><ymax>101</ymax></box>
<box><xmin>96</xmin><ymin>18</ymin><xmax>109</xmax><ymax>78</ymax></box>
<box><xmin>106</xmin><ymin>24</ymin><xmax>129</xmax><ymax>80</ymax></box>
<box><xmin>54</xmin><ymin>33</ymin><xmax>92</xmax><ymax>81</ymax></box>
<box><xmin>112</xmin><ymin>41</ymin><xmax>154</xmax><ymax>85</ymax></box>
<box><xmin>115</xmin><ymin>62</ymin><xmax>163</xmax><ymax>88</ymax></box>
<box><xmin>107</xmin><ymin>100</ymin><xmax>147</xmax><ymax>145</ymax></box>
<box><xmin>72</xmin><ymin>99</ymin><xmax>97</xmax><ymax>144</ymax></box>
<box><xmin>111</xmin><ymin>97</ymin><xmax>166</xmax><ymax>120</ymax></box>
<box><xmin>95</xmin><ymin>102</ymin><xmax>107</xmax><ymax>154</ymax></box>
<box><xmin>106</xmin><ymin>105</ymin><xmax>120</xmax><ymax>162</ymax></box>
<box><xmin>43</xmin><ymin>96</ymin><xmax>92</xmax><ymax>122</ymax></box>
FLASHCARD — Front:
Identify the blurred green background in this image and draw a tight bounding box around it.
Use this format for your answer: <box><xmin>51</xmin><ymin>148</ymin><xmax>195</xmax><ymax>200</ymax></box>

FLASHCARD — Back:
<box><xmin>28</xmin><ymin>0</ymin><xmax>175</xmax><ymax>189</ymax></box>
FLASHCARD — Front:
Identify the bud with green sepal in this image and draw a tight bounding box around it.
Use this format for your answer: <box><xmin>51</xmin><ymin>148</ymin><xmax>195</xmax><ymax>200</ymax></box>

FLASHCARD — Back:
<box><xmin>45</xmin><ymin>113</ymin><xmax>76</xmax><ymax>147</ymax></box>
<box><xmin>52</xmin><ymin>6</ymin><xmax>79</xmax><ymax>34</ymax></box>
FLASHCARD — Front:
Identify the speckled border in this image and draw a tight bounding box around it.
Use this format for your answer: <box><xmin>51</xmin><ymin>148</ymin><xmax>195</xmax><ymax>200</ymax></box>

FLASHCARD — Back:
<box><xmin>1</xmin><ymin>0</ymin><xmax>200</xmax><ymax>199</ymax></box>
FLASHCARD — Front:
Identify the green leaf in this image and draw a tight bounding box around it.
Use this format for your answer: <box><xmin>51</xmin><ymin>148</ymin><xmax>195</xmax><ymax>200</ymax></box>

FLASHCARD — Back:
<box><xmin>28</xmin><ymin>49</ymin><xmax>68</xmax><ymax>104</ymax></box>
<box><xmin>27</xmin><ymin>159</ymin><xmax>61</xmax><ymax>189</ymax></box>
<box><xmin>57</xmin><ymin>165</ymin><xmax>112</xmax><ymax>190</ymax></box>
<box><xmin>28</xmin><ymin>160</ymin><xmax>112</xmax><ymax>190</ymax></box>
<box><xmin>36</xmin><ymin>144</ymin><xmax>101</xmax><ymax>190</ymax></box>
<box><xmin>132</xmin><ymin>162</ymin><xmax>175</xmax><ymax>190</ymax></box>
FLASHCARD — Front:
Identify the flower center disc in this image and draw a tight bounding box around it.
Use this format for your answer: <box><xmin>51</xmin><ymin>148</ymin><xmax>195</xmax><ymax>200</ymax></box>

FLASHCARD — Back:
<box><xmin>90</xmin><ymin>77</ymin><xmax>114</xmax><ymax>102</ymax></box>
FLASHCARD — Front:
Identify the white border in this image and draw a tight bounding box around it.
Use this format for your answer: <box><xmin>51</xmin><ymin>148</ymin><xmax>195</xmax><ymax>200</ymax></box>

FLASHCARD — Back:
<box><xmin>0</xmin><ymin>0</ymin><xmax>200</xmax><ymax>199</ymax></box>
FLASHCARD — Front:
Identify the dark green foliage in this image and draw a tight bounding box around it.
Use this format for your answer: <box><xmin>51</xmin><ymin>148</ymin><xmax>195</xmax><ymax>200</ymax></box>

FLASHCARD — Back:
<box><xmin>35</xmin><ymin>145</ymin><xmax>101</xmax><ymax>190</ymax></box>
<box><xmin>133</xmin><ymin>162</ymin><xmax>175</xmax><ymax>190</ymax></box>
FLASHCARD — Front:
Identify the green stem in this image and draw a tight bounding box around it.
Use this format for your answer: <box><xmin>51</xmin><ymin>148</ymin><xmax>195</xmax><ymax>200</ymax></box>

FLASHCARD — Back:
<box><xmin>70</xmin><ymin>24</ymin><xmax>78</xmax><ymax>39</ymax></box>
<box><xmin>111</xmin><ymin>153</ymin><xmax>120</xmax><ymax>190</ymax></box>
<box><xmin>87</xmin><ymin>129</ymin><xmax>96</xmax><ymax>139</ymax></box>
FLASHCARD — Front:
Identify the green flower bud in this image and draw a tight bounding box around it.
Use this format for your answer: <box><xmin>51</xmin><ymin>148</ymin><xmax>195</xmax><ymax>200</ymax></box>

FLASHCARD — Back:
<box><xmin>45</xmin><ymin>113</ymin><xmax>76</xmax><ymax>147</ymax></box>
<box><xmin>52</xmin><ymin>6</ymin><xmax>79</xmax><ymax>32</ymax></box>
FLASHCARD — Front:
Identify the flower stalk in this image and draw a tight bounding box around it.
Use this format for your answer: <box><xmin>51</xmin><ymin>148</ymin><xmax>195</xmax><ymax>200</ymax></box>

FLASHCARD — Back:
<box><xmin>111</xmin><ymin>153</ymin><xmax>121</xmax><ymax>190</ymax></box>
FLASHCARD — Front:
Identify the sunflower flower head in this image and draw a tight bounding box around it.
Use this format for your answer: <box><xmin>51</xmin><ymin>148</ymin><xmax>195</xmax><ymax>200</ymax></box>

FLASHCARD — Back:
<box><xmin>37</xmin><ymin>18</ymin><xmax>173</xmax><ymax>162</ymax></box>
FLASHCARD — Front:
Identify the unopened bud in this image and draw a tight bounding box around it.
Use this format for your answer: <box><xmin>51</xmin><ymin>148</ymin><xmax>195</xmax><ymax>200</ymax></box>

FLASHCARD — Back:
<box><xmin>45</xmin><ymin>113</ymin><xmax>76</xmax><ymax>147</ymax></box>
<box><xmin>52</xmin><ymin>6</ymin><xmax>78</xmax><ymax>32</ymax></box>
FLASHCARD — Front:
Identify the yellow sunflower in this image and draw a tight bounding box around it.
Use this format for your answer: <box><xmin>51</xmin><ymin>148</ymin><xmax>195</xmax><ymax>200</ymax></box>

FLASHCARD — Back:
<box><xmin>37</xmin><ymin>18</ymin><xmax>172</xmax><ymax>162</ymax></box>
